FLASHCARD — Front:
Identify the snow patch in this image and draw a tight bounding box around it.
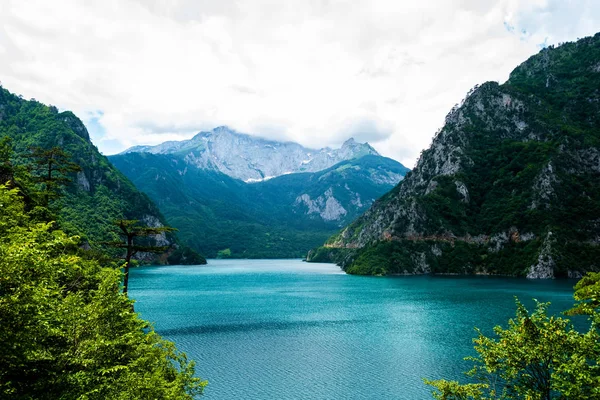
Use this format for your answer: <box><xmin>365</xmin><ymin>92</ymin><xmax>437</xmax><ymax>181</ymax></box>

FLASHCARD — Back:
<box><xmin>245</xmin><ymin>176</ymin><xmax>275</xmax><ymax>183</ymax></box>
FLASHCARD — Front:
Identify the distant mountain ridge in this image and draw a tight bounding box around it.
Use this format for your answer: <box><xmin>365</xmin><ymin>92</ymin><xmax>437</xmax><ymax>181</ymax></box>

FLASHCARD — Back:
<box><xmin>110</xmin><ymin>151</ymin><xmax>409</xmax><ymax>258</ymax></box>
<box><xmin>122</xmin><ymin>126</ymin><xmax>380</xmax><ymax>182</ymax></box>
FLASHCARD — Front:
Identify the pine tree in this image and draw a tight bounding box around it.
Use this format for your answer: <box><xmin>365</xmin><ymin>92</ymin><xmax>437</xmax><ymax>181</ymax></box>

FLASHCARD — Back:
<box><xmin>26</xmin><ymin>146</ymin><xmax>81</xmax><ymax>206</ymax></box>
<box><xmin>107</xmin><ymin>219</ymin><xmax>175</xmax><ymax>294</ymax></box>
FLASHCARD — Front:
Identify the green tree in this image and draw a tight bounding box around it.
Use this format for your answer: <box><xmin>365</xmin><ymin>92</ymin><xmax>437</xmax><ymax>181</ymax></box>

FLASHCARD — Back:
<box><xmin>26</xmin><ymin>146</ymin><xmax>81</xmax><ymax>206</ymax></box>
<box><xmin>567</xmin><ymin>272</ymin><xmax>600</xmax><ymax>321</ymax></box>
<box><xmin>426</xmin><ymin>291</ymin><xmax>600</xmax><ymax>399</ymax></box>
<box><xmin>560</xmin><ymin>272</ymin><xmax>600</xmax><ymax>397</ymax></box>
<box><xmin>0</xmin><ymin>184</ymin><xmax>207</xmax><ymax>399</ymax></box>
<box><xmin>0</xmin><ymin>136</ymin><xmax>13</xmax><ymax>183</ymax></box>
<box><xmin>107</xmin><ymin>219</ymin><xmax>175</xmax><ymax>294</ymax></box>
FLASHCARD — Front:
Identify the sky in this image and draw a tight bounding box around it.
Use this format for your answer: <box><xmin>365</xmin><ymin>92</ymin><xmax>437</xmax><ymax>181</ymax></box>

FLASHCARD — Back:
<box><xmin>1</xmin><ymin>1</ymin><xmax>599</xmax><ymax>167</ymax></box>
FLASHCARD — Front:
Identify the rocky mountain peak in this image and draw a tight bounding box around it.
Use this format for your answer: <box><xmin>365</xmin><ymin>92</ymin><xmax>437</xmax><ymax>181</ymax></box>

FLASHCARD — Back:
<box><xmin>122</xmin><ymin>126</ymin><xmax>382</xmax><ymax>182</ymax></box>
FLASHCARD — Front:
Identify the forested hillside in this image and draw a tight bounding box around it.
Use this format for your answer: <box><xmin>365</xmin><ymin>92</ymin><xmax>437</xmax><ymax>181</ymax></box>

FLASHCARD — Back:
<box><xmin>309</xmin><ymin>34</ymin><xmax>600</xmax><ymax>278</ymax></box>
<box><xmin>0</xmin><ymin>86</ymin><xmax>204</xmax><ymax>264</ymax></box>
<box><xmin>0</xmin><ymin>181</ymin><xmax>206</xmax><ymax>398</ymax></box>
<box><xmin>111</xmin><ymin>152</ymin><xmax>408</xmax><ymax>258</ymax></box>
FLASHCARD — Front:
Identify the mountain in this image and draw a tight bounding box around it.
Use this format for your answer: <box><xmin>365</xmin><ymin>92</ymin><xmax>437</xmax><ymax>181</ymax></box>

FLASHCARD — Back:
<box><xmin>0</xmin><ymin>85</ymin><xmax>204</xmax><ymax>265</ymax></box>
<box><xmin>110</xmin><ymin>150</ymin><xmax>409</xmax><ymax>258</ymax></box>
<box><xmin>121</xmin><ymin>126</ymin><xmax>380</xmax><ymax>182</ymax></box>
<box><xmin>308</xmin><ymin>33</ymin><xmax>600</xmax><ymax>279</ymax></box>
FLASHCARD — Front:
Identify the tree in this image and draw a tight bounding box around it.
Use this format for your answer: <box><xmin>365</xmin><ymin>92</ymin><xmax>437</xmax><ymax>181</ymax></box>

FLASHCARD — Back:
<box><xmin>426</xmin><ymin>290</ymin><xmax>600</xmax><ymax>399</ymax></box>
<box><xmin>0</xmin><ymin>136</ymin><xmax>14</xmax><ymax>183</ymax></box>
<box><xmin>0</xmin><ymin>184</ymin><xmax>207</xmax><ymax>398</ymax></box>
<box><xmin>26</xmin><ymin>146</ymin><xmax>81</xmax><ymax>206</ymax></box>
<box><xmin>107</xmin><ymin>219</ymin><xmax>175</xmax><ymax>294</ymax></box>
<box><xmin>567</xmin><ymin>272</ymin><xmax>600</xmax><ymax>321</ymax></box>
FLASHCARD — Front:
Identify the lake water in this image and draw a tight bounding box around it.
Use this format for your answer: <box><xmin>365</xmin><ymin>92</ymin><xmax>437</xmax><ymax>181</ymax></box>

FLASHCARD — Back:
<box><xmin>130</xmin><ymin>259</ymin><xmax>580</xmax><ymax>399</ymax></box>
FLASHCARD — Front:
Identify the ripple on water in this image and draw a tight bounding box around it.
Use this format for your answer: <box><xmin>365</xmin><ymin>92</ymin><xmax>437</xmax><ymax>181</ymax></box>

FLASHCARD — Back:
<box><xmin>130</xmin><ymin>259</ymin><xmax>579</xmax><ymax>400</ymax></box>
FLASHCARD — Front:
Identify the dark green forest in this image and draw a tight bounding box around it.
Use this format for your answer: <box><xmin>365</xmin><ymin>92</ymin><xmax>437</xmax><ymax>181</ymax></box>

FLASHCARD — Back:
<box><xmin>0</xmin><ymin>86</ymin><xmax>204</xmax><ymax>265</ymax></box>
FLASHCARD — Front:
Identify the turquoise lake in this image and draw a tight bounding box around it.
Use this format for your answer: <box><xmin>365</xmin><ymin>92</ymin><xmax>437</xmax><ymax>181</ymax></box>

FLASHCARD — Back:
<box><xmin>130</xmin><ymin>259</ymin><xmax>581</xmax><ymax>399</ymax></box>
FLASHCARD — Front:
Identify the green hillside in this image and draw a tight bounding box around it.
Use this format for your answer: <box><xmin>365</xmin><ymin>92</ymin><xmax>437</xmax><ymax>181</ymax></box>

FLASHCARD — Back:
<box><xmin>0</xmin><ymin>85</ymin><xmax>204</xmax><ymax>264</ymax></box>
<box><xmin>309</xmin><ymin>34</ymin><xmax>600</xmax><ymax>278</ymax></box>
<box><xmin>110</xmin><ymin>152</ymin><xmax>408</xmax><ymax>258</ymax></box>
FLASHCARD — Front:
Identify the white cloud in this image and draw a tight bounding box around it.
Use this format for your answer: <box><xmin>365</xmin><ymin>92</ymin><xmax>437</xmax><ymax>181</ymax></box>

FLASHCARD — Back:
<box><xmin>0</xmin><ymin>0</ymin><xmax>598</xmax><ymax>166</ymax></box>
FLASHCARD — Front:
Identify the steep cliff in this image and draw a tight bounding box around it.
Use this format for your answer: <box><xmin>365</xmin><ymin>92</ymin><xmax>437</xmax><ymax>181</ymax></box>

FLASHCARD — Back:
<box><xmin>0</xmin><ymin>85</ymin><xmax>205</xmax><ymax>264</ymax></box>
<box><xmin>309</xmin><ymin>33</ymin><xmax>600</xmax><ymax>278</ymax></box>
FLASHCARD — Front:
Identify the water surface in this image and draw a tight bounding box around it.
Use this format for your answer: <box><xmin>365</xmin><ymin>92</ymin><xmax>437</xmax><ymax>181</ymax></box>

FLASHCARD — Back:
<box><xmin>130</xmin><ymin>259</ymin><xmax>580</xmax><ymax>399</ymax></box>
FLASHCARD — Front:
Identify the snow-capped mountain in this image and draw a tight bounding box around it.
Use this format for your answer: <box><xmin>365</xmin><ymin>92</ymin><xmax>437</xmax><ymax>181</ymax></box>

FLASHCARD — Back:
<box><xmin>122</xmin><ymin>126</ymin><xmax>380</xmax><ymax>182</ymax></box>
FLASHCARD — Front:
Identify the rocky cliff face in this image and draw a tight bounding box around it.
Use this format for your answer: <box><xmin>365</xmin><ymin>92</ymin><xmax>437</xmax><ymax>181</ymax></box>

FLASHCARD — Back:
<box><xmin>310</xmin><ymin>33</ymin><xmax>600</xmax><ymax>278</ymax></box>
<box><xmin>123</xmin><ymin>126</ymin><xmax>379</xmax><ymax>182</ymax></box>
<box><xmin>0</xmin><ymin>85</ymin><xmax>203</xmax><ymax>263</ymax></box>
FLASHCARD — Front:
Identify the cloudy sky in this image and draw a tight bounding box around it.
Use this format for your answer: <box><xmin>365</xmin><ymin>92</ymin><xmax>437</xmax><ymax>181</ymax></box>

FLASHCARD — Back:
<box><xmin>1</xmin><ymin>0</ymin><xmax>599</xmax><ymax>166</ymax></box>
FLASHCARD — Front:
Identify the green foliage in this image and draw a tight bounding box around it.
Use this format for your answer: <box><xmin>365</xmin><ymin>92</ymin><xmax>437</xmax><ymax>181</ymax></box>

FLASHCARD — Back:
<box><xmin>0</xmin><ymin>86</ymin><xmax>186</xmax><ymax>261</ymax></box>
<box><xmin>567</xmin><ymin>272</ymin><xmax>600</xmax><ymax>322</ymax></box>
<box><xmin>329</xmin><ymin>238</ymin><xmax>541</xmax><ymax>276</ymax></box>
<box><xmin>217</xmin><ymin>248</ymin><xmax>232</xmax><ymax>258</ymax></box>
<box><xmin>426</xmin><ymin>291</ymin><xmax>600</xmax><ymax>399</ymax></box>
<box><xmin>106</xmin><ymin>219</ymin><xmax>178</xmax><ymax>294</ymax></box>
<box><xmin>0</xmin><ymin>136</ymin><xmax>14</xmax><ymax>182</ymax></box>
<box><xmin>168</xmin><ymin>245</ymin><xmax>207</xmax><ymax>265</ymax></box>
<box><xmin>345</xmin><ymin>241</ymin><xmax>430</xmax><ymax>275</ymax></box>
<box><xmin>0</xmin><ymin>184</ymin><xmax>207</xmax><ymax>399</ymax></box>
<box><xmin>423</xmin><ymin>379</ymin><xmax>485</xmax><ymax>400</ymax></box>
<box><xmin>26</xmin><ymin>146</ymin><xmax>82</xmax><ymax>206</ymax></box>
<box><xmin>306</xmin><ymin>246</ymin><xmax>352</xmax><ymax>264</ymax></box>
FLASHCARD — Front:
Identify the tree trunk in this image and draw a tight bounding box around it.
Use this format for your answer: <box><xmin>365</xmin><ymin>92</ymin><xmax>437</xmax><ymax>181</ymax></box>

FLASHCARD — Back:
<box><xmin>123</xmin><ymin>236</ymin><xmax>133</xmax><ymax>294</ymax></box>
<box><xmin>123</xmin><ymin>261</ymin><xmax>130</xmax><ymax>295</ymax></box>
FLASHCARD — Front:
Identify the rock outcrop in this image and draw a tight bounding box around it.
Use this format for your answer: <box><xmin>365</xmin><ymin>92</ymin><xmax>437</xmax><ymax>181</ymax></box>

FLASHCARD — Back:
<box><xmin>310</xmin><ymin>33</ymin><xmax>600</xmax><ymax>278</ymax></box>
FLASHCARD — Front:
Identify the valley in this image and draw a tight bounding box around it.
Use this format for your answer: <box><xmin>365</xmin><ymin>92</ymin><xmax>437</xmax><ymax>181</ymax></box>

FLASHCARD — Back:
<box><xmin>110</xmin><ymin>129</ymin><xmax>409</xmax><ymax>258</ymax></box>
<box><xmin>2</xmin><ymin>10</ymin><xmax>600</xmax><ymax>398</ymax></box>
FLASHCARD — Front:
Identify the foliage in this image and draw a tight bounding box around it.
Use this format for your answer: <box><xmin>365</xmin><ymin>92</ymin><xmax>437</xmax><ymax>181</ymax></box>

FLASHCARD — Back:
<box><xmin>168</xmin><ymin>245</ymin><xmax>207</xmax><ymax>265</ymax></box>
<box><xmin>0</xmin><ymin>136</ymin><xmax>14</xmax><ymax>182</ymax></box>
<box><xmin>216</xmin><ymin>248</ymin><xmax>232</xmax><ymax>258</ymax></box>
<box><xmin>106</xmin><ymin>219</ymin><xmax>176</xmax><ymax>293</ymax></box>
<box><xmin>0</xmin><ymin>184</ymin><xmax>207</xmax><ymax>399</ymax></box>
<box><xmin>324</xmin><ymin>238</ymin><xmax>541</xmax><ymax>276</ymax></box>
<box><xmin>305</xmin><ymin>246</ymin><xmax>352</xmax><ymax>264</ymax></box>
<box><xmin>423</xmin><ymin>379</ymin><xmax>485</xmax><ymax>400</ymax></box>
<box><xmin>0</xmin><ymin>85</ymin><xmax>195</xmax><ymax>262</ymax></box>
<box><xmin>26</xmin><ymin>146</ymin><xmax>82</xmax><ymax>206</ymax></box>
<box><xmin>426</xmin><ymin>287</ymin><xmax>600</xmax><ymax>399</ymax></box>
<box><xmin>567</xmin><ymin>272</ymin><xmax>600</xmax><ymax>320</ymax></box>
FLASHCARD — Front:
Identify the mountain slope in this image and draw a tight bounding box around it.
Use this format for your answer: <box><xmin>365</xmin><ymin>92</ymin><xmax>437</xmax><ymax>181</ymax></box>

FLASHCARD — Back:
<box><xmin>0</xmin><ymin>85</ymin><xmax>204</xmax><ymax>264</ymax></box>
<box><xmin>110</xmin><ymin>152</ymin><xmax>409</xmax><ymax>258</ymax></box>
<box><xmin>122</xmin><ymin>126</ymin><xmax>380</xmax><ymax>182</ymax></box>
<box><xmin>309</xmin><ymin>33</ymin><xmax>600</xmax><ymax>278</ymax></box>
